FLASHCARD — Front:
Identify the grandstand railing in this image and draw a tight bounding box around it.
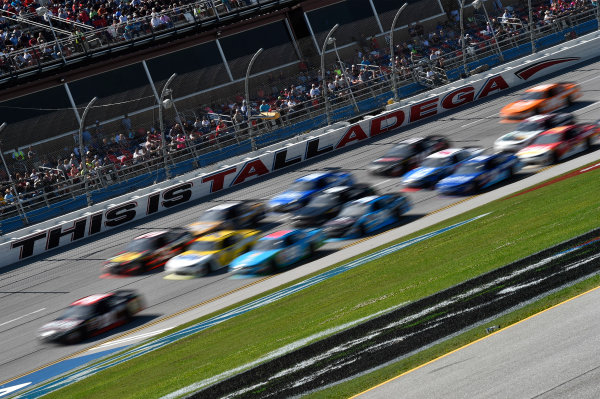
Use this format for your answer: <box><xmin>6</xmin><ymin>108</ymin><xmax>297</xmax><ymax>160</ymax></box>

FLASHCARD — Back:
<box><xmin>0</xmin><ymin>0</ymin><xmax>296</xmax><ymax>83</ymax></box>
<box><xmin>0</xmin><ymin>7</ymin><xmax>598</xmax><ymax>234</ymax></box>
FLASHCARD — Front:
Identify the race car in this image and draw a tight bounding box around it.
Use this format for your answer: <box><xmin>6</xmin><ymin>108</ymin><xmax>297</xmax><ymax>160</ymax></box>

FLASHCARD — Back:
<box><xmin>516</xmin><ymin>123</ymin><xmax>599</xmax><ymax>166</ymax></box>
<box><xmin>401</xmin><ymin>147</ymin><xmax>485</xmax><ymax>188</ymax></box>
<box><xmin>186</xmin><ymin>201</ymin><xmax>265</xmax><ymax>237</ymax></box>
<box><xmin>499</xmin><ymin>82</ymin><xmax>581</xmax><ymax>122</ymax></box>
<box><xmin>290</xmin><ymin>184</ymin><xmax>376</xmax><ymax>227</ymax></box>
<box><xmin>164</xmin><ymin>230</ymin><xmax>260</xmax><ymax>278</ymax></box>
<box><xmin>435</xmin><ymin>152</ymin><xmax>521</xmax><ymax>195</ymax></box>
<box><xmin>494</xmin><ymin>113</ymin><xmax>575</xmax><ymax>152</ymax></box>
<box><xmin>229</xmin><ymin>229</ymin><xmax>325</xmax><ymax>275</ymax></box>
<box><xmin>368</xmin><ymin>136</ymin><xmax>450</xmax><ymax>176</ymax></box>
<box><xmin>103</xmin><ymin>229</ymin><xmax>193</xmax><ymax>275</ymax></box>
<box><xmin>323</xmin><ymin>194</ymin><xmax>411</xmax><ymax>238</ymax></box>
<box><xmin>267</xmin><ymin>171</ymin><xmax>354</xmax><ymax>212</ymax></box>
<box><xmin>38</xmin><ymin>290</ymin><xmax>144</xmax><ymax>344</ymax></box>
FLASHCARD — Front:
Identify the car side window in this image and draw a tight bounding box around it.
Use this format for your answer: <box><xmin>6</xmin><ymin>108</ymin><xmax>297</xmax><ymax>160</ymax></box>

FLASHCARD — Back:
<box><xmin>96</xmin><ymin>300</ymin><xmax>110</xmax><ymax>314</ymax></box>
<box><xmin>155</xmin><ymin>236</ymin><xmax>167</xmax><ymax>248</ymax></box>
<box><xmin>284</xmin><ymin>235</ymin><xmax>295</xmax><ymax>246</ymax></box>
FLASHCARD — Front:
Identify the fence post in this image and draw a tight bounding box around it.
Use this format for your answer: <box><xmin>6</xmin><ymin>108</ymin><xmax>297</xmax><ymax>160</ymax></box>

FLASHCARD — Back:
<box><xmin>79</xmin><ymin>97</ymin><xmax>98</xmax><ymax>207</ymax></box>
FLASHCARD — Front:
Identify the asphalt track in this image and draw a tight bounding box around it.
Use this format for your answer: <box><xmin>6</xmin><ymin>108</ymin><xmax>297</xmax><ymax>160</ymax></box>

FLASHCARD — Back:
<box><xmin>1</xmin><ymin>60</ymin><xmax>600</xmax><ymax>390</ymax></box>
<box><xmin>357</xmin><ymin>285</ymin><xmax>600</xmax><ymax>399</ymax></box>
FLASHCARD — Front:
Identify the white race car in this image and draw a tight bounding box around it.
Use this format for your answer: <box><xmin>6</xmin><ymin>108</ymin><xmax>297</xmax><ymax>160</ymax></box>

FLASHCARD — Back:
<box><xmin>494</xmin><ymin>113</ymin><xmax>575</xmax><ymax>152</ymax></box>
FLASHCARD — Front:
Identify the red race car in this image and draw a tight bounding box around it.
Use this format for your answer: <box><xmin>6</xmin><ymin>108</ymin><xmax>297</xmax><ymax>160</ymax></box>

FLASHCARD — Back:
<box><xmin>103</xmin><ymin>229</ymin><xmax>194</xmax><ymax>275</ymax></box>
<box><xmin>516</xmin><ymin>123</ymin><xmax>599</xmax><ymax>166</ymax></box>
<box><xmin>38</xmin><ymin>290</ymin><xmax>144</xmax><ymax>343</ymax></box>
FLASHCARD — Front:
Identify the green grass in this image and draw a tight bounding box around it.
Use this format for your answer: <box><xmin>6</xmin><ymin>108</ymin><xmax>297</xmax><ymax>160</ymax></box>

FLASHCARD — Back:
<box><xmin>44</xmin><ymin>164</ymin><xmax>600</xmax><ymax>399</ymax></box>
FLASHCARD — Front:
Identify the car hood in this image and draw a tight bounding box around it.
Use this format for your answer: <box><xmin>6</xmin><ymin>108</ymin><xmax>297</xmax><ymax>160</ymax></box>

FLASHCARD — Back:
<box><xmin>294</xmin><ymin>206</ymin><xmax>331</xmax><ymax>218</ymax></box>
<box><xmin>230</xmin><ymin>250</ymin><xmax>280</xmax><ymax>268</ymax></box>
<box><xmin>437</xmin><ymin>173</ymin><xmax>479</xmax><ymax>188</ymax></box>
<box><xmin>270</xmin><ymin>191</ymin><xmax>311</xmax><ymax>205</ymax></box>
<box><xmin>517</xmin><ymin>144</ymin><xmax>558</xmax><ymax>157</ymax></box>
<box><xmin>40</xmin><ymin>318</ymin><xmax>84</xmax><ymax>333</ymax></box>
<box><xmin>167</xmin><ymin>251</ymin><xmax>215</xmax><ymax>267</ymax></box>
<box><xmin>501</xmin><ymin>99</ymin><xmax>544</xmax><ymax>115</ymax></box>
<box><xmin>403</xmin><ymin>166</ymin><xmax>443</xmax><ymax>182</ymax></box>
<box><xmin>496</xmin><ymin>130</ymin><xmax>541</xmax><ymax>144</ymax></box>
<box><xmin>186</xmin><ymin>221</ymin><xmax>222</xmax><ymax>236</ymax></box>
<box><xmin>325</xmin><ymin>216</ymin><xmax>358</xmax><ymax>228</ymax></box>
<box><xmin>371</xmin><ymin>157</ymin><xmax>404</xmax><ymax>165</ymax></box>
<box><xmin>109</xmin><ymin>252</ymin><xmax>145</xmax><ymax>264</ymax></box>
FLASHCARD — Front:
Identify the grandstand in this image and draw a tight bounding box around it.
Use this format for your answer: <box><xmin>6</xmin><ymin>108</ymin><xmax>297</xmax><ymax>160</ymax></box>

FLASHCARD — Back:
<box><xmin>0</xmin><ymin>0</ymin><xmax>597</xmax><ymax>234</ymax></box>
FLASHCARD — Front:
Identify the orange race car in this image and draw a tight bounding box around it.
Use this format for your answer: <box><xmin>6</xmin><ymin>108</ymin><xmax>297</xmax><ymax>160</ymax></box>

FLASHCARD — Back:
<box><xmin>500</xmin><ymin>83</ymin><xmax>581</xmax><ymax>122</ymax></box>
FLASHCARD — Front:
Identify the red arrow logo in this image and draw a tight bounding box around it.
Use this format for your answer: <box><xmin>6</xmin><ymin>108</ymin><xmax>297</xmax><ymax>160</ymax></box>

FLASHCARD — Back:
<box><xmin>514</xmin><ymin>57</ymin><xmax>580</xmax><ymax>80</ymax></box>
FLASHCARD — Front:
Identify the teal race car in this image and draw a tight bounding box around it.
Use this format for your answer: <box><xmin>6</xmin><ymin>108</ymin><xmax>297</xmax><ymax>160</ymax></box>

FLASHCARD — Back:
<box><xmin>229</xmin><ymin>229</ymin><xmax>325</xmax><ymax>275</ymax></box>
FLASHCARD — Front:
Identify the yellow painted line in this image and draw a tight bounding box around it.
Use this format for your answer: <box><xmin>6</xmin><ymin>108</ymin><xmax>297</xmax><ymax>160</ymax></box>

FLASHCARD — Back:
<box><xmin>0</xmin><ymin>274</ymin><xmax>275</xmax><ymax>386</ymax></box>
<box><xmin>350</xmin><ymin>283</ymin><xmax>600</xmax><ymax>398</ymax></box>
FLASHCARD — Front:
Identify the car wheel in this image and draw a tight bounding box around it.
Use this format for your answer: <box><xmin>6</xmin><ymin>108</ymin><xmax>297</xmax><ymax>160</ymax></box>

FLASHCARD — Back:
<box><xmin>567</xmin><ymin>95</ymin><xmax>574</xmax><ymax>107</ymax></box>
<box><xmin>585</xmin><ymin>138</ymin><xmax>592</xmax><ymax>151</ymax></box>
<box><xmin>359</xmin><ymin>224</ymin><xmax>367</xmax><ymax>236</ymax></box>
<box><xmin>67</xmin><ymin>329</ymin><xmax>84</xmax><ymax>344</ymax></box>
<box><xmin>268</xmin><ymin>259</ymin><xmax>278</xmax><ymax>273</ymax></box>
<box><xmin>309</xmin><ymin>242</ymin><xmax>316</xmax><ymax>256</ymax></box>
<box><xmin>550</xmin><ymin>151</ymin><xmax>559</xmax><ymax>165</ymax></box>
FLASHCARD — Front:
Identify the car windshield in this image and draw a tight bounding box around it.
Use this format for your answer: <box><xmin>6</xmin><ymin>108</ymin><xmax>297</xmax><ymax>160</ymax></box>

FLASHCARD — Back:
<box><xmin>531</xmin><ymin>133</ymin><xmax>562</xmax><ymax>145</ymax></box>
<box><xmin>455</xmin><ymin>162</ymin><xmax>485</xmax><ymax>174</ymax></box>
<box><xmin>308</xmin><ymin>193</ymin><xmax>337</xmax><ymax>207</ymax></box>
<box><xmin>253</xmin><ymin>239</ymin><xmax>283</xmax><ymax>251</ymax></box>
<box><xmin>188</xmin><ymin>241</ymin><xmax>217</xmax><ymax>251</ymax></box>
<box><xmin>288</xmin><ymin>180</ymin><xmax>315</xmax><ymax>192</ymax></box>
<box><xmin>59</xmin><ymin>305</ymin><xmax>94</xmax><ymax>320</ymax></box>
<box><xmin>384</xmin><ymin>144</ymin><xmax>412</xmax><ymax>158</ymax></box>
<box><xmin>515</xmin><ymin>120</ymin><xmax>543</xmax><ymax>132</ymax></box>
<box><xmin>339</xmin><ymin>203</ymin><xmax>369</xmax><ymax>217</ymax></box>
<box><xmin>124</xmin><ymin>238</ymin><xmax>155</xmax><ymax>252</ymax></box>
<box><xmin>198</xmin><ymin>209</ymin><xmax>226</xmax><ymax>222</ymax></box>
<box><xmin>421</xmin><ymin>157</ymin><xmax>449</xmax><ymax>167</ymax></box>
<box><xmin>520</xmin><ymin>91</ymin><xmax>546</xmax><ymax>100</ymax></box>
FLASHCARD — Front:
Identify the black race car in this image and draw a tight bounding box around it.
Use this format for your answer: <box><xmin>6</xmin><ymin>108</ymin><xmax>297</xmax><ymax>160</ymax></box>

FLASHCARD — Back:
<box><xmin>368</xmin><ymin>136</ymin><xmax>450</xmax><ymax>176</ymax></box>
<box><xmin>290</xmin><ymin>185</ymin><xmax>376</xmax><ymax>227</ymax></box>
<box><xmin>38</xmin><ymin>290</ymin><xmax>144</xmax><ymax>344</ymax></box>
<box><xmin>103</xmin><ymin>229</ymin><xmax>193</xmax><ymax>275</ymax></box>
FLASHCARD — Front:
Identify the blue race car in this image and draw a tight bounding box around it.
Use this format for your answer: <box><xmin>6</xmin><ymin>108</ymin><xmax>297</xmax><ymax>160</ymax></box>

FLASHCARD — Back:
<box><xmin>229</xmin><ymin>229</ymin><xmax>326</xmax><ymax>275</ymax></box>
<box><xmin>435</xmin><ymin>153</ymin><xmax>522</xmax><ymax>195</ymax></box>
<box><xmin>401</xmin><ymin>147</ymin><xmax>485</xmax><ymax>188</ymax></box>
<box><xmin>267</xmin><ymin>171</ymin><xmax>354</xmax><ymax>212</ymax></box>
<box><xmin>323</xmin><ymin>194</ymin><xmax>411</xmax><ymax>238</ymax></box>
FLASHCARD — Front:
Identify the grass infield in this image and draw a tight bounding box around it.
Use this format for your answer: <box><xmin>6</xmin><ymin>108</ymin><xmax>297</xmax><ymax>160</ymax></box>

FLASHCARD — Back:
<box><xmin>43</xmin><ymin>163</ymin><xmax>600</xmax><ymax>399</ymax></box>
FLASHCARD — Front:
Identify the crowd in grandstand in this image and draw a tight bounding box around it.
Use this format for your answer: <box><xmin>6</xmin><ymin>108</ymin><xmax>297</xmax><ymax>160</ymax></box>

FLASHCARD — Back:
<box><xmin>0</xmin><ymin>0</ymin><xmax>597</xmax><ymax>213</ymax></box>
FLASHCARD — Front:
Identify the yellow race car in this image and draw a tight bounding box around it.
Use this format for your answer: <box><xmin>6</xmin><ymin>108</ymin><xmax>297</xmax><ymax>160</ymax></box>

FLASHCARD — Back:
<box><xmin>164</xmin><ymin>230</ymin><xmax>259</xmax><ymax>278</ymax></box>
<box><xmin>186</xmin><ymin>202</ymin><xmax>266</xmax><ymax>237</ymax></box>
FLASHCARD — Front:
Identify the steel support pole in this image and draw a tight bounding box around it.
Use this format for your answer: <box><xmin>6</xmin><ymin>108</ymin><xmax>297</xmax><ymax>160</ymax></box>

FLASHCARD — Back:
<box><xmin>0</xmin><ymin>122</ymin><xmax>29</xmax><ymax>224</ymax></box>
<box><xmin>321</xmin><ymin>24</ymin><xmax>339</xmax><ymax>127</ymax></box>
<box><xmin>460</xmin><ymin>0</ymin><xmax>468</xmax><ymax>77</ymax></box>
<box><xmin>245</xmin><ymin>48</ymin><xmax>263</xmax><ymax>152</ymax></box>
<box><xmin>331</xmin><ymin>38</ymin><xmax>359</xmax><ymax>112</ymax></box>
<box><xmin>79</xmin><ymin>97</ymin><xmax>97</xmax><ymax>207</ymax></box>
<box><xmin>476</xmin><ymin>0</ymin><xmax>504</xmax><ymax>61</ymax></box>
<box><xmin>390</xmin><ymin>3</ymin><xmax>408</xmax><ymax>103</ymax></box>
<box><xmin>528</xmin><ymin>0</ymin><xmax>536</xmax><ymax>53</ymax></box>
<box><xmin>159</xmin><ymin>73</ymin><xmax>177</xmax><ymax>180</ymax></box>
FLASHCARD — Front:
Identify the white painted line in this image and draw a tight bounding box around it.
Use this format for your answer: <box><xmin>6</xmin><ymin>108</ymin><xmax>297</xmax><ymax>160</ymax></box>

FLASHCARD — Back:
<box><xmin>461</xmin><ymin>113</ymin><xmax>498</xmax><ymax>128</ymax></box>
<box><xmin>0</xmin><ymin>308</ymin><xmax>45</xmax><ymax>328</ymax></box>
<box><xmin>580</xmin><ymin>75</ymin><xmax>600</xmax><ymax>84</ymax></box>
<box><xmin>88</xmin><ymin>328</ymin><xmax>172</xmax><ymax>351</ymax></box>
<box><xmin>372</xmin><ymin>179</ymin><xmax>391</xmax><ymax>187</ymax></box>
